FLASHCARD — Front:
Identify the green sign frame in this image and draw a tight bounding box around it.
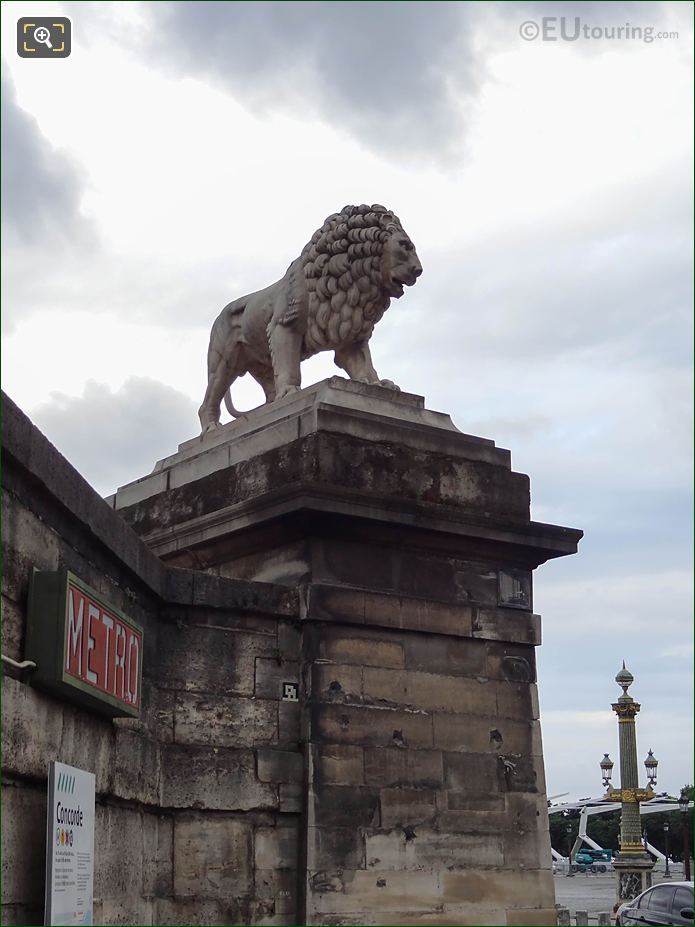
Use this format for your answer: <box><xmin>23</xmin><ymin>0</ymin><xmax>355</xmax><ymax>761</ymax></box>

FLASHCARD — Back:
<box><xmin>25</xmin><ymin>569</ymin><xmax>143</xmax><ymax>719</ymax></box>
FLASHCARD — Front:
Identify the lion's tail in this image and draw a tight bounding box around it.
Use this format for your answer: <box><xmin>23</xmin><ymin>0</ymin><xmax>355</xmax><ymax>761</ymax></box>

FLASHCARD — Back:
<box><xmin>223</xmin><ymin>387</ymin><xmax>249</xmax><ymax>419</ymax></box>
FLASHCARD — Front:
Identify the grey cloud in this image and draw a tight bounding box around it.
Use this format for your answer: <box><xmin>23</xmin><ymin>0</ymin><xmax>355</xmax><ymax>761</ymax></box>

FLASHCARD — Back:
<box><xmin>127</xmin><ymin>1</ymin><xmax>481</xmax><ymax>164</ymax></box>
<box><xmin>31</xmin><ymin>378</ymin><xmax>197</xmax><ymax>496</ymax></box>
<box><xmin>108</xmin><ymin>0</ymin><xmax>674</xmax><ymax>162</ymax></box>
<box><xmin>1</xmin><ymin>67</ymin><xmax>95</xmax><ymax>250</ymax></box>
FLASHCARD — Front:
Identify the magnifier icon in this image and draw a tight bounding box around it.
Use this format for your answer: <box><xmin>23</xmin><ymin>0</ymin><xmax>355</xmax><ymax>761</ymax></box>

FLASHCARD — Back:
<box><xmin>33</xmin><ymin>26</ymin><xmax>53</xmax><ymax>49</ymax></box>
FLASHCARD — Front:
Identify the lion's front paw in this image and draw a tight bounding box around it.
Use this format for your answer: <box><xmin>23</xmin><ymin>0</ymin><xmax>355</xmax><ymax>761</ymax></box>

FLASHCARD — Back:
<box><xmin>275</xmin><ymin>385</ymin><xmax>301</xmax><ymax>401</ymax></box>
<box><xmin>378</xmin><ymin>379</ymin><xmax>401</xmax><ymax>392</ymax></box>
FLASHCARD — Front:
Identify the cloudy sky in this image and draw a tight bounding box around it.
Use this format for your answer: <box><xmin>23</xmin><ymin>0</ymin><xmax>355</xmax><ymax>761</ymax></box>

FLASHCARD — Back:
<box><xmin>2</xmin><ymin>0</ymin><xmax>693</xmax><ymax>804</ymax></box>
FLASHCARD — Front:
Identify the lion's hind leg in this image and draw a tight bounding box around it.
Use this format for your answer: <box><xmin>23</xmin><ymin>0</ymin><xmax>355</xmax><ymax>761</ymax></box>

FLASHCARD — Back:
<box><xmin>198</xmin><ymin>346</ymin><xmax>245</xmax><ymax>434</ymax></box>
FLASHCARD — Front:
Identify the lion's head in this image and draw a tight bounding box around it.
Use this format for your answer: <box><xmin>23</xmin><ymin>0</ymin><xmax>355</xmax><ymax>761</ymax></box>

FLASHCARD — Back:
<box><xmin>300</xmin><ymin>204</ymin><xmax>422</xmax><ymax>356</ymax></box>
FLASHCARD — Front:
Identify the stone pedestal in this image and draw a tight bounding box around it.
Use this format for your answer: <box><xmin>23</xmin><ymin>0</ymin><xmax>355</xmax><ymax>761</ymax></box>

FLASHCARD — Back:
<box><xmin>613</xmin><ymin>856</ymin><xmax>654</xmax><ymax>903</ymax></box>
<box><xmin>114</xmin><ymin>378</ymin><xmax>582</xmax><ymax>926</ymax></box>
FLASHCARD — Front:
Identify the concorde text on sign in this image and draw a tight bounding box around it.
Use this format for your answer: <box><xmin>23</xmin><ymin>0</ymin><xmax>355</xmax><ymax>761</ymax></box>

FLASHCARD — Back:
<box><xmin>25</xmin><ymin>570</ymin><xmax>143</xmax><ymax>718</ymax></box>
<box><xmin>45</xmin><ymin>761</ymin><xmax>95</xmax><ymax>926</ymax></box>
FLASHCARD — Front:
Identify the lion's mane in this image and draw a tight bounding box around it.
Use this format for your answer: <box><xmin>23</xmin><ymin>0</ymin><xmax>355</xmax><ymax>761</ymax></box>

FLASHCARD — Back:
<box><xmin>300</xmin><ymin>204</ymin><xmax>407</xmax><ymax>356</ymax></box>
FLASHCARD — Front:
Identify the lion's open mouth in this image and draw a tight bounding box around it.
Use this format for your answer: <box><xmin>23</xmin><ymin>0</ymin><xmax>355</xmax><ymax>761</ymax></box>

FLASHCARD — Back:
<box><xmin>389</xmin><ymin>275</ymin><xmax>410</xmax><ymax>297</ymax></box>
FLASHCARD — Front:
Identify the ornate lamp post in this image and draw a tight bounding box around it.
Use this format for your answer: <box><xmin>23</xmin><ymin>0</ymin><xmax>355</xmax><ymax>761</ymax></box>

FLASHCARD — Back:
<box><xmin>566</xmin><ymin>822</ymin><xmax>574</xmax><ymax>876</ymax></box>
<box><xmin>604</xmin><ymin>663</ymin><xmax>656</xmax><ymax>903</ymax></box>
<box><xmin>663</xmin><ymin>822</ymin><xmax>671</xmax><ymax>878</ymax></box>
<box><xmin>679</xmin><ymin>791</ymin><xmax>692</xmax><ymax>881</ymax></box>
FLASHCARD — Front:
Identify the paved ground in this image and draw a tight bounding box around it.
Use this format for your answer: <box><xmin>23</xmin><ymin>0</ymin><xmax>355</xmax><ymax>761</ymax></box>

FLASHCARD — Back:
<box><xmin>554</xmin><ymin>864</ymin><xmax>687</xmax><ymax>916</ymax></box>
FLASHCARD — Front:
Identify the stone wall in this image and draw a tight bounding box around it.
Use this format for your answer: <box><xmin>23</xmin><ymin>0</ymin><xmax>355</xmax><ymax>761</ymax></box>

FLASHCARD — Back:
<box><xmin>302</xmin><ymin>620</ymin><xmax>552</xmax><ymax>925</ymax></box>
<box><xmin>2</xmin><ymin>381</ymin><xmax>581</xmax><ymax>926</ymax></box>
<box><xmin>2</xmin><ymin>393</ymin><xmax>301</xmax><ymax>926</ymax></box>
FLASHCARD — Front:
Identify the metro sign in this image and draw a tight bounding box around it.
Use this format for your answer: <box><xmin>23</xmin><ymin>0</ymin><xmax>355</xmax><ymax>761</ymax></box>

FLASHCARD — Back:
<box><xmin>25</xmin><ymin>570</ymin><xmax>143</xmax><ymax>718</ymax></box>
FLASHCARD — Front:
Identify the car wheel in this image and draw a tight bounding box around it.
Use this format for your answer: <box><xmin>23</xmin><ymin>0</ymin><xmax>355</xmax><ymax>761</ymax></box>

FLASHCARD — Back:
<box><xmin>599</xmin><ymin>864</ymin><xmax>607</xmax><ymax>873</ymax></box>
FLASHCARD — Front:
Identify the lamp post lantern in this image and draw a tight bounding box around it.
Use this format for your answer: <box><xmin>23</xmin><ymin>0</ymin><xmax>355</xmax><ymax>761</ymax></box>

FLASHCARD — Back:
<box><xmin>679</xmin><ymin>791</ymin><xmax>692</xmax><ymax>881</ymax></box>
<box><xmin>663</xmin><ymin>822</ymin><xmax>671</xmax><ymax>878</ymax></box>
<box><xmin>605</xmin><ymin>662</ymin><xmax>656</xmax><ymax>904</ymax></box>
<box><xmin>600</xmin><ymin>753</ymin><xmax>614</xmax><ymax>788</ymax></box>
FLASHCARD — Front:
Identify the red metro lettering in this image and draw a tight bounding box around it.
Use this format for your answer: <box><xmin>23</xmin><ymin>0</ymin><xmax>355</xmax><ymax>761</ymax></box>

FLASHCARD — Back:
<box><xmin>65</xmin><ymin>583</ymin><xmax>141</xmax><ymax>708</ymax></box>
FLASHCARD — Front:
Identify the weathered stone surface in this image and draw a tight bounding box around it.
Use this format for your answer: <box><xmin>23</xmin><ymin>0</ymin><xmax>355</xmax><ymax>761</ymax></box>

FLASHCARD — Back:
<box><xmin>257</xmin><ymin>748</ymin><xmax>303</xmax><ymax>784</ymax></box>
<box><xmin>2</xmin><ymin>677</ymin><xmax>116</xmax><ymax>794</ymax></box>
<box><xmin>93</xmin><ymin>805</ymin><xmax>163</xmax><ymax>902</ymax></box>
<box><xmin>307</xmin><ymin>826</ymin><xmax>365</xmax><ymax>870</ymax></box>
<box><xmin>278</xmin><ymin>781</ymin><xmax>303</xmax><ymax>812</ymax></box>
<box><xmin>309</xmin><ymin>868</ymin><xmax>441</xmax><ymax>915</ymax></box>
<box><xmin>93</xmin><ymin>899</ymin><xmax>156</xmax><ymax>926</ymax></box>
<box><xmin>255</xmin><ymin>867</ymin><xmax>297</xmax><ymax>914</ymax></box>
<box><xmin>444</xmin><ymin>752</ymin><xmax>502</xmax><ymax>791</ymax></box>
<box><xmin>1</xmin><ymin>593</ymin><xmax>27</xmax><ymax>662</ymax></box>
<box><xmin>318</xmin><ymin>632</ymin><xmax>405</xmax><ymax>669</ymax></box>
<box><xmin>255</xmin><ymin>657</ymin><xmax>300</xmax><ymax>699</ymax></box>
<box><xmin>445</xmin><ymin>792</ymin><xmax>505</xmax><ymax>812</ymax></box>
<box><xmin>365</xmin><ymin>830</ymin><xmax>505</xmax><ymax>870</ymax></box>
<box><xmin>155</xmin><ymin>898</ymin><xmax>251</xmax><ymax>926</ymax></box>
<box><xmin>495</xmin><ymin>680</ymin><xmax>539</xmax><ymax>721</ymax></box>
<box><xmin>1</xmin><ymin>785</ymin><xmax>46</xmax><ymax>904</ymax></box>
<box><xmin>312</xmin><ymin>663</ymin><xmax>363</xmax><ymax>701</ymax></box>
<box><xmin>255</xmin><ymin>823</ymin><xmax>299</xmax><ymax>870</ymax></box>
<box><xmin>312</xmin><ymin>785</ymin><xmax>380</xmax><ymax>828</ymax></box>
<box><xmin>161</xmin><ymin>745</ymin><xmax>277</xmax><ymax>811</ymax></box>
<box><xmin>174</xmin><ymin>692</ymin><xmax>278</xmax><ymax>747</ymax></box>
<box><xmin>362</xmin><ymin>667</ymin><xmax>496</xmax><ymax>715</ymax></box>
<box><xmin>436</xmin><ymin>809</ymin><xmax>509</xmax><ymax>834</ymax></box>
<box><xmin>2</xmin><ymin>490</ymin><xmax>62</xmax><ymax>604</ymax></box>
<box><xmin>364</xmin><ymin>747</ymin><xmax>443</xmax><ymax>788</ymax></box>
<box><xmin>401</xmin><ymin>632</ymin><xmax>487</xmax><ymax>678</ymax></box>
<box><xmin>112</xmin><ymin>729</ymin><xmax>161</xmax><ymax>805</ymax></box>
<box><xmin>379</xmin><ymin>787</ymin><xmax>438</xmax><ymax>827</ymax></box>
<box><xmin>315</xmin><ymin>745</ymin><xmax>365</xmax><ymax>785</ymax></box>
<box><xmin>473</xmin><ymin>607</ymin><xmax>542</xmax><ymax>646</ymax></box>
<box><xmin>174</xmin><ymin>815</ymin><xmax>252</xmax><ymax>897</ymax></box>
<box><xmin>309</xmin><ymin>584</ymin><xmax>475</xmax><ymax>639</ymax></box>
<box><xmin>315</xmin><ymin>703</ymin><xmax>434</xmax><ymax>749</ymax></box>
<box><xmin>0</xmin><ymin>903</ymin><xmax>45</xmax><ymax>926</ymax></box>
<box><xmin>156</xmin><ymin>624</ymin><xmax>275</xmax><ymax>696</ymax></box>
<box><xmin>439</xmin><ymin>868</ymin><xmax>554</xmax><ymax>906</ymax></box>
<box><xmin>278</xmin><ymin>700</ymin><xmax>301</xmax><ymax>746</ymax></box>
<box><xmin>433</xmin><ymin>713</ymin><xmax>537</xmax><ymax>754</ymax></box>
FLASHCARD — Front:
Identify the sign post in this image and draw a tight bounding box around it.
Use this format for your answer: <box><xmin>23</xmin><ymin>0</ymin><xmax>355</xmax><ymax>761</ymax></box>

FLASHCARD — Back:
<box><xmin>45</xmin><ymin>761</ymin><xmax>95</xmax><ymax>926</ymax></box>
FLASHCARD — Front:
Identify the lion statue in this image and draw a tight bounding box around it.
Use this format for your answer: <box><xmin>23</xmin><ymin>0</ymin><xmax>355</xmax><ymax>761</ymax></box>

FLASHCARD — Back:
<box><xmin>198</xmin><ymin>203</ymin><xmax>423</xmax><ymax>433</ymax></box>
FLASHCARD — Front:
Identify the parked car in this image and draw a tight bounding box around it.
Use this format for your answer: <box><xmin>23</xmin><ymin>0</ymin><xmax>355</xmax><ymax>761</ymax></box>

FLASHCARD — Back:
<box><xmin>615</xmin><ymin>881</ymin><xmax>693</xmax><ymax>926</ymax></box>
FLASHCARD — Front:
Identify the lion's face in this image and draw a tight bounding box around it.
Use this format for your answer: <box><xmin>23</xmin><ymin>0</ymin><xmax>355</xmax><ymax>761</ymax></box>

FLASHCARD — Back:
<box><xmin>381</xmin><ymin>229</ymin><xmax>423</xmax><ymax>299</ymax></box>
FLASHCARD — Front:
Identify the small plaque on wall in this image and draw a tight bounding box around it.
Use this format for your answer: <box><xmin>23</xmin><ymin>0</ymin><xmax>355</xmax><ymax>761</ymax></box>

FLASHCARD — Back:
<box><xmin>498</xmin><ymin>570</ymin><xmax>531</xmax><ymax>609</ymax></box>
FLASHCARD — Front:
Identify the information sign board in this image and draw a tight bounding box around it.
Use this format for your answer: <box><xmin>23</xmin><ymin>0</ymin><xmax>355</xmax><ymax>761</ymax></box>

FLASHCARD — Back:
<box><xmin>45</xmin><ymin>761</ymin><xmax>95</xmax><ymax>926</ymax></box>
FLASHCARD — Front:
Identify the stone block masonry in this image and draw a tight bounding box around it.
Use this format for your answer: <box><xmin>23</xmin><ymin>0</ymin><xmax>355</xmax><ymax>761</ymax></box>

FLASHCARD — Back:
<box><xmin>2</xmin><ymin>393</ymin><xmax>301</xmax><ymax>927</ymax></box>
<box><xmin>2</xmin><ymin>378</ymin><xmax>581</xmax><ymax>925</ymax></box>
